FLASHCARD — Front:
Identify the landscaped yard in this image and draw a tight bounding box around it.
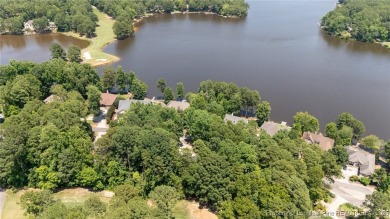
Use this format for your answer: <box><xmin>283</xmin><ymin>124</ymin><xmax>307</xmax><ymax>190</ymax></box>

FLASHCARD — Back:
<box><xmin>1</xmin><ymin>188</ymin><xmax>216</xmax><ymax>219</ymax></box>
<box><xmin>61</xmin><ymin>7</ymin><xmax>119</xmax><ymax>66</ymax></box>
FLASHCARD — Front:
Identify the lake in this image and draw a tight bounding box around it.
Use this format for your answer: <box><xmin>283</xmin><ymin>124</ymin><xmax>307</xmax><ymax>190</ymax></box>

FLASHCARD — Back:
<box><xmin>1</xmin><ymin>0</ymin><xmax>390</xmax><ymax>139</ymax></box>
<box><xmin>0</xmin><ymin>34</ymin><xmax>89</xmax><ymax>64</ymax></box>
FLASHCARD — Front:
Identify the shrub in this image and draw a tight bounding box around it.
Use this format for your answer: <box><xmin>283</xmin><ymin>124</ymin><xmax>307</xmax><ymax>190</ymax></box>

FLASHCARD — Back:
<box><xmin>359</xmin><ymin>177</ymin><xmax>371</xmax><ymax>186</ymax></box>
<box><xmin>349</xmin><ymin>175</ymin><xmax>359</xmax><ymax>182</ymax></box>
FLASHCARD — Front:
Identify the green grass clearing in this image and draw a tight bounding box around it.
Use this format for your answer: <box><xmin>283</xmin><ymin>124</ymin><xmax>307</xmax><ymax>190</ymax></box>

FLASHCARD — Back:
<box><xmin>60</xmin><ymin>7</ymin><xmax>119</xmax><ymax>66</ymax></box>
<box><xmin>1</xmin><ymin>188</ymin><xmax>113</xmax><ymax>219</ymax></box>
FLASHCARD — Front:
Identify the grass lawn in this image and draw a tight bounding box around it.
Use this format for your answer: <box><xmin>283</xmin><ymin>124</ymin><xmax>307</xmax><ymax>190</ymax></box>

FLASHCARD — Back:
<box><xmin>60</xmin><ymin>7</ymin><xmax>119</xmax><ymax>67</ymax></box>
<box><xmin>173</xmin><ymin>200</ymin><xmax>190</xmax><ymax>219</ymax></box>
<box><xmin>172</xmin><ymin>200</ymin><xmax>218</xmax><ymax>219</ymax></box>
<box><xmin>1</xmin><ymin>188</ymin><xmax>113</xmax><ymax>219</ymax></box>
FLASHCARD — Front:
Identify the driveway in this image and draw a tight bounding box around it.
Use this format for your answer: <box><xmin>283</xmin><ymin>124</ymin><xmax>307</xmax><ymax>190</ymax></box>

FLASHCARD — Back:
<box><xmin>324</xmin><ymin>166</ymin><xmax>375</xmax><ymax>219</ymax></box>
<box><xmin>0</xmin><ymin>189</ymin><xmax>5</xmax><ymax>218</ymax></box>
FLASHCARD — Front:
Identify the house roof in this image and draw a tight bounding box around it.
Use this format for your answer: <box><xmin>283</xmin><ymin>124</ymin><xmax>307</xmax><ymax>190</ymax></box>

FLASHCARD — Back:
<box><xmin>166</xmin><ymin>101</ymin><xmax>190</xmax><ymax>111</ymax></box>
<box><xmin>224</xmin><ymin>114</ymin><xmax>249</xmax><ymax>124</ymax></box>
<box><xmin>100</xmin><ymin>93</ymin><xmax>117</xmax><ymax>106</ymax></box>
<box><xmin>302</xmin><ymin>132</ymin><xmax>335</xmax><ymax>151</ymax></box>
<box><xmin>117</xmin><ymin>99</ymin><xmax>153</xmax><ymax>113</ymax></box>
<box><xmin>260</xmin><ymin>121</ymin><xmax>291</xmax><ymax>137</ymax></box>
<box><xmin>347</xmin><ymin>146</ymin><xmax>375</xmax><ymax>176</ymax></box>
<box><xmin>43</xmin><ymin>94</ymin><xmax>60</xmax><ymax>104</ymax></box>
<box><xmin>25</xmin><ymin>20</ymin><xmax>33</xmax><ymax>25</ymax></box>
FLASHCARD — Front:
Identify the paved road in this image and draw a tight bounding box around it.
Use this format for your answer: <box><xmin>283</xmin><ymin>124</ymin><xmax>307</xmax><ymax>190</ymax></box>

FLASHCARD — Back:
<box><xmin>330</xmin><ymin>180</ymin><xmax>374</xmax><ymax>206</ymax></box>
<box><xmin>0</xmin><ymin>189</ymin><xmax>5</xmax><ymax>219</ymax></box>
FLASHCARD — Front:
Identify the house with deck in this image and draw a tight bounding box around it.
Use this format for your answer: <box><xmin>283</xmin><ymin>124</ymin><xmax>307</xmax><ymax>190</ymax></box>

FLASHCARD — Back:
<box><xmin>117</xmin><ymin>99</ymin><xmax>153</xmax><ymax>113</ymax></box>
<box><xmin>23</xmin><ymin>20</ymin><xmax>34</xmax><ymax>31</ymax></box>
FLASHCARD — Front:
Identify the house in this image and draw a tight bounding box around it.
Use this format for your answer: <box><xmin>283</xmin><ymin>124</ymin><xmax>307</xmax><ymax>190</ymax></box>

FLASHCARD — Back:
<box><xmin>302</xmin><ymin>132</ymin><xmax>335</xmax><ymax>151</ymax></box>
<box><xmin>347</xmin><ymin>146</ymin><xmax>375</xmax><ymax>176</ymax></box>
<box><xmin>49</xmin><ymin>22</ymin><xmax>56</xmax><ymax>30</ymax></box>
<box><xmin>260</xmin><ymin>121</ymin><xmax>291</xmax><ymax>137</ymax></box>
<box><xmin>43</xmin><ymin>94</ymin><xmax>60</xmax><ymax>104</ymax></box>
<box><xmin>100</xmin><ymin>92</ymin><xmax>117</xmax><ymax>107</ymax></box>
<box><xmin>224</xmin><ymin>114</ymin><xmax>249</xmax><ymax>124</ymax></box>
<box><xmin>166</xmin><ymin>101</ymin><xmax>190</xmax><ymax>111</ymax></box>
<box><xmin>117</xmin><ymin>99</ymin><xmax>153</xmax><ymax>113</ymax></box>
<box><xmin>23</xmin><ymin>20</ymin><xmax>34</xmax><ymax>31</ymax></box>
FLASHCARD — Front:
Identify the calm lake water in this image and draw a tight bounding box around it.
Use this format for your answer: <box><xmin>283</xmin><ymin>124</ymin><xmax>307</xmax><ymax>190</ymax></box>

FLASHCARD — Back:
<box><xmin>1</xmin><ymin>0</ymin><xmax>390</xmax><ymax>139</ymax></box>
<box><xmin>0</xmin><ymin>34</ymin><xmax>89</xmax><ymax>64</ymax></box>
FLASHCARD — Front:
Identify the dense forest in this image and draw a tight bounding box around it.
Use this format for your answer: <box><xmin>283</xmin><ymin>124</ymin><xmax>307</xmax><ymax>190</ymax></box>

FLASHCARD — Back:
<box><xmin>0</xmin><ymin>0</ymin><xmax>249</xmax><ymax>39</ymax></box>
<box><xmin>321</xmin><ymin>0</ymin><xmax>390</xmax><ymax>43</ymax></box>
<box><xmin>0</xmin><ymin>0</ymin><xmax>98</xmax><ymax>35</ymax></box>
<box><xmin>1</xmin><ymin>57</ymin><xmax>389</xmax><ymax>218</ymax></box>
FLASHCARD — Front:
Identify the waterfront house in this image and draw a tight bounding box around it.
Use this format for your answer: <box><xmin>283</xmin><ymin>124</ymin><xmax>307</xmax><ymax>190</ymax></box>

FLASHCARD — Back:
<box><xmin>166</xmin><ymin>101</ymin><xmax>190</xmax><ymax>111</ymax></box>
<box><xmin>224</xmin><ymin>114</ymin><xmax>249</xmax><ymax>124</ymax></box>
<box><xmin>49</xmin><ymin>22</ymin><xmax>56</xmax><ymax>30</ymax></box>
<box><xmin>347</xmin><ymin>146</ymin><xmax>375</xmax><ymax>176</ymax></box>
<box><xmin>302</xmin><ymin>132</ymin><xmax>334</xmax><ymax>151</ymax></box>
<box><xmin>100</xmin><ymin>92</ymin><xmax>117</xmax><ymax>107</ymax></box>
<box><xmin>260</xmin><ymin>121</ymin><xmax>291</xmax><ymax>137</ymax></box>
<box><xmin>23</xmin><ymin>20</ymin><xmax>34</xmax><ymax>31</ymax></box>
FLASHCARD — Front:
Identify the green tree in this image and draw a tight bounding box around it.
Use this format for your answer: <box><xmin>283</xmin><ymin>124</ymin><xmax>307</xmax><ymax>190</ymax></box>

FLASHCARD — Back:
<box><xmin>101</xmin><ymin>66</ymin><xmax>116</xmax><ymax>92</ymax></box>
<box><xmin>293</xmin><ymin>112</ymin><xmax>320</xmax><ymax>133</ymax></box>
<box><xmin>20</xmin><ymin>190</ymin><xmax>55</xmax><ymax>217</ymax></box>
<box><xmin>67</xmin><ymin>45</ymin><xmax>81</xmax><ymax>62</ymax></box>
<box><xmin>49</xmin><ymin>43</ymin><xmax>67</xmax><ymax>60</ymax></box>
<box><xmin>149</xmin><ymin>185</ymin><xmax>179</xmax><ymax>219</ymax></box>
<box><xmin>163</xmin><ymin>87</ymin><xmax>174</xmax><ymax>104</ymax></box>
<box><xmin>86</xmin><ymin>85</ymin><xmax>101</xmax><ymax>115</ymax></box>
<box><xmin>325</xmin><ymin>122</ymin><xmax>338</xmax><ymax>139</ymax></box>
<box><xmin>131</xmin><ymin>78</ymin><xmax>148</xmax><ymax>100</ymax></box>
<box><xmin>336</xmin><ymin>126</ymin><xmax>353</xmax><ymax>146</ymax></box>
<box><xmin>336</xmin><ymin>112</ymin><xmax>365</xmax><ymax>139</ymax></box>
<box><xmin>84</xmin><ymin>196</ymin><xmax>107</xmax><ymax>218</ymax></box>
<box><xmin>113</xmin><ymin>21</ymin><xmax>134</xmax><ymax>40</ymax></box>
<box><xmin>362</xmin><ymin>135</ymin><xmax>383</xmax><ymax>152</ymax></box>
<box><xmin>330</xmin><ymin>145</ymin><xmax>349</xmax><ymax>166</ymax></box>
<box><xmin>256</xmin><ymin>101</ymin><xmax>271</xmax><ymax>126</ymax></box>
<box><xmin>157</xmin><ymin>78</ymin><xmax>166</xmax><ymax>96</ymax></box>
<box><xmin>363</xmin><ymin>191</ymin><xmax>390</xmax><ymax>217</ymax></box>
<box><xmin>116</xmin><ymin>66</ymin><xmax>127</xmax><ymax>93</ymax></box>
<box><xmin>33</xmin><ymin>16</ymin><xmax>49</xmax><ymax>33</ymax></box>
<box><xmin>78</xmin><ymin>167</ymin><xmax>99</xmax><ymax>188</ymax></box>
<box><xmin>176</xmin><ymin>82</ymin><xmax>184</xmax><ymax>99</ymax></box>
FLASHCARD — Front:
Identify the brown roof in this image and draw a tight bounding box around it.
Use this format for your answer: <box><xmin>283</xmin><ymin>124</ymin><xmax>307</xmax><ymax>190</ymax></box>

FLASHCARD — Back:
<box><xmin>302</xmin><ymin>132</ymin><xmax>335</xmax><ymax>151</ymax></box>
<box><xmin>100</xmin><ymin>93</ymin><xmax>117</xmax><ymax>106</ymax></box>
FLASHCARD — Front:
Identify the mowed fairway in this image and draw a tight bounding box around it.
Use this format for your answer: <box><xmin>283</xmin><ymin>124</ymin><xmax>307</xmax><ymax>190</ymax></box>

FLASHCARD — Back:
<box><xmin>62</xmin><ymin>7</ymin><xmax>119</xmax><ymax>66</ymax></box>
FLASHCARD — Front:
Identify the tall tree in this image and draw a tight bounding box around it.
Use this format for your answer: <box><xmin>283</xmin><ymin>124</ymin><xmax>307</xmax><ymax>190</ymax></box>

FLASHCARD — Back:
<box><xmin>101</xmin><ymin>66</ymin><xmax>116</xmax><ymax>92</ymax></box>
<box><xmin>176</xmin><ymin>82</ymin><xmax>184</xmax><ymax>100</ymax></box>
<box><xmin>116</xmin><ymin>66</ymin><xmax>127</xmax><ymax>93</ymax></box>
<box><xmin>256</xmin><ymin>101</ymin><xmax>271</xmax><ymax>126</ymax></box>
<box><xmin>33</xmin><ymin>16</ymin><xmax>49</xmax><ymax>33</ymax></box>
<box><xmin>149</xmin><ymin>185</ymin><xmax>179</xmax><ymax>219</ymax></box>
<box><xmin>163</xmin><ymin>87</ymin><xmax>174</xmax><ymax>104</ymax></box>
<box><xmin>293</xmin><ymin>112</ymin><xmax>319</xmax><ymax>133</ymax></box>
<box><xmin>157</xmin><ymin>78</ymin><xmax>166</xmax><ymax>96</ymax></box>
<box><xmin>86</xmin><ymin>85</ymin><xmax>101</xmax><ymax>115</ymax></box>
<box><xmin>361</xmin><ymin>135</ymin><xmax>383</xmax><ymax>152</ymax></box>
<box><xmin>67</xmin><ymin>45</ymin><xmax>81</xmax><ymax>62</ymax></box>
<box><xmin>49</xmin><ymin>43</ymin><xmax>66</xmax><ymax>60</ymax></box>
<box><xmin>113</xmin><ymin>21</ymin><xmax>134</xmax><ymax>40</ymax></box>
<box><xmin>131</xmin><ymin>78</ymin><xmax>148</xmax><ymax>100</ymax></box>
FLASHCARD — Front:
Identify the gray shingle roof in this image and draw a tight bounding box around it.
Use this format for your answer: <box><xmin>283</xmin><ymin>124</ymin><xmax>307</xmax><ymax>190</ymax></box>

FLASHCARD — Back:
<box><xmin>224</xmin><ymin>114</ymin><xmax>249</xmax><ymax>124</ymax></box>
<box><xmin>166</xmin><ymin>101</ymin><xmax>190</xmax><ymax>111</ymax></box>
<box><xmin>260</xmin><ymin>121</ymin><xmax>291</xmax><ymax>136</ymax></box>
<box><xmin>347</xmin><ymin>146</ymin><xmax>375</xmax><ymax>176</ymax></box>
<box><xmin>118</xmin><ymin>99</ymin><xmax>153</xmax><ymax>113</ymax></box>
